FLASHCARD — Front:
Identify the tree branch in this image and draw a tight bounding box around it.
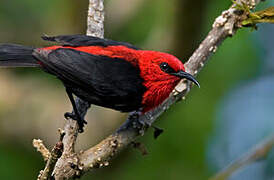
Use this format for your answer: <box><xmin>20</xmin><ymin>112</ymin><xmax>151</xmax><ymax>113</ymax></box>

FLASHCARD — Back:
<box><xmin>38</xmin><ymin>141</ymin><xmax>63</xmax><ymax>180</ymax></box>
<box><xmin>35</xmin><ymin>129</ymin><xmax>65</xmax><ymax>180</ymax></box>
<box><xmin>33</xmin><ymin>139</ymin><xmax>50</xmax><ymax>162</ymax></box>
<box><xmin>36</xmin><ymin>0</ymin><xmax>105</xmax><ymax>179</ymax></box>
<box><xmin>87</xmin><ymin>0</ymin><xmax>104</xmax><ymax>38</ymax></box>
<box><xmin>210</xmin><ymin>134</ymin><xmax>274</xmax><ymax>180</ymax></box>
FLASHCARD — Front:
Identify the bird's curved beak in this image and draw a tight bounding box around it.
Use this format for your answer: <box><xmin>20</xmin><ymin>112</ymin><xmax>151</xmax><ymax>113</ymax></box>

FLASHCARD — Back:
<box><xmin>171</xmin><ymin>70</ymin><xmax>200</xmax><ymax>88</ymax></box>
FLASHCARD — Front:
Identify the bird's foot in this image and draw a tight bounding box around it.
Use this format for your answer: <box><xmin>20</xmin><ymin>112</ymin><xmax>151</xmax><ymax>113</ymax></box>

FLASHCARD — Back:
<box><xmin>133</xmin><ymin>112</ymin><xmax>164</xmax><ymax>138</ymax></box>
<box><xmin>64</xmin><ymin>112</ymin><xmax>87</xmax><ymax>133</ymax></box>
<box><xmin>126</xmin><ymin>111</ymin><xmax>164</xmax><ymax>138</ymax></box>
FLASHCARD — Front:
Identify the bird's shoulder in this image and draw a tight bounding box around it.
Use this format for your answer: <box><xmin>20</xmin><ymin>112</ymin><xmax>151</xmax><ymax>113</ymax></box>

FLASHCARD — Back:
<box><xmin>41</xmin><ymin>34</ymin><xmax>139</xmax><ymax>50</ymax></box>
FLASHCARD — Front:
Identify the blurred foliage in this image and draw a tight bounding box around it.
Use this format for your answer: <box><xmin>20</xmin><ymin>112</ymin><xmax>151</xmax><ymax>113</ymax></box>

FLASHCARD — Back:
<box><xmin>242</xmin><ymin>7</ymin><xmax>274</xmax><ymax>27</ymax></box>
<box><xmin>0</xmin><ymin>140</ymin><xmax>42</xmax><ymax>179</ymax></box>
<box><xmin>0</xmin><ymin>0</ymin><xmax>272</xmax><ymax>179</ymax></box>
<box><xmin>207</xmin><ymin>1</ymin><xmax>274</xmax><ymax>178</ymax></box>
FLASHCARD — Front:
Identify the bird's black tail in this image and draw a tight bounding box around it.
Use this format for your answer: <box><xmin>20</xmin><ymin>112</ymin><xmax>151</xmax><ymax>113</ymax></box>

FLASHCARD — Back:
<box><xmin>0</xmin><ymin>44</ymin><xmax>38</xmax><ymax>67</ymax></box>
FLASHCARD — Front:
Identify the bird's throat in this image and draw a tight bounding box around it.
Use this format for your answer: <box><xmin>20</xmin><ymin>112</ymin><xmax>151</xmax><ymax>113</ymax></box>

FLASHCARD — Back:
<box><xmin>141</xmin><ymin>79</ymin><xmax>179</xmax><ymax>113</ymax></box>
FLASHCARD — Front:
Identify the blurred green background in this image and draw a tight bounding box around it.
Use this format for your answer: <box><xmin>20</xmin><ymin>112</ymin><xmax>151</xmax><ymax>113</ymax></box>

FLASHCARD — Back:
<box><xmin>0</xmin><ymin>0</ymin><xmax>273</xmax><ymax>179</ymax></box>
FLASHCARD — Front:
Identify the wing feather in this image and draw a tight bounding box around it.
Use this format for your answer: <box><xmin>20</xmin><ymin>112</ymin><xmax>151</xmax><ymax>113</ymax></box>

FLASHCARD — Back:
<box><xmin>33</xmin><ymin>48</ymin><xmax>145</xmax><ymax>112</ymax></box>
<box><xmin>41</xmin><ymin>35</ymin><xmax>139</xmax><ymax>50</ymax></box>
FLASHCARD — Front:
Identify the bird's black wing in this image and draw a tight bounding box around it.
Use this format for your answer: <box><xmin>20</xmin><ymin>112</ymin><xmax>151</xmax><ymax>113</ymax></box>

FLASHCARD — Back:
<box><xmin>33</xmin><ymin>48</ymin><xmax>146</xmax><ymax>112</ymax></box>
<box><xmin>41</xmin><ymin>34</ymin><xmax>139</xmax><ymax>50</ymax></box>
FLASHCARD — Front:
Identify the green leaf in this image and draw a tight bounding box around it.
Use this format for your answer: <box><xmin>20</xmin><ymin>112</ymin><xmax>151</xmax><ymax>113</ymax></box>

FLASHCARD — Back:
<box><xmin>242</xmin><ymin>6</ymin><xmax>274</xmax><ymax>26</ymax></box>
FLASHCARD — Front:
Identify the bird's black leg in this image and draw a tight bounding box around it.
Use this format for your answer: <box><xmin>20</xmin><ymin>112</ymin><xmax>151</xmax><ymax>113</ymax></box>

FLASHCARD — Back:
<box><xmin>64</xmin><ymin>89</ymin><xmax>87</xmax><ymax>133</ymax></box>
<box><xmin>74</xmin><ymin>97</ymin><xmax>91</xmax><ymax>119</ymax></box>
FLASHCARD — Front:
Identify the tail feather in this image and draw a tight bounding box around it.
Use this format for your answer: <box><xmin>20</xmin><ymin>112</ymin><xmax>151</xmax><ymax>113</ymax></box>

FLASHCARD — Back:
<box><xmin>0</xmin><ymin>44</ymin><xmax>39</xmax><ymax>67</ymax></box>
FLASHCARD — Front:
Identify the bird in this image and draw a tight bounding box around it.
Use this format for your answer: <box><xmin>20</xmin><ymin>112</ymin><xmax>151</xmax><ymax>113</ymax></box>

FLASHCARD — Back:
<box><xmin>0</xmin><ymin>35</ymin><xmax>199</xmax><ymax>132</ymax></box>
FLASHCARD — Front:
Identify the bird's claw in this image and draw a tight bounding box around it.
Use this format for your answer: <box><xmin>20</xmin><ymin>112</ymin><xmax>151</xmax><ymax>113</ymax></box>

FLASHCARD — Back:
<box><xmin>64</xmin><ymin>112</ymin><xmax>87</xmax><ymax>133</ymax></box>
<box><xmin>64</xmin><ymin>112</ymin><xmax>74</xmax><ymax>120</ymax></box>
<box><xmin>127</xmin><ymin>111</ymin><xmax>164</xmax><ymax>139</ymax></box>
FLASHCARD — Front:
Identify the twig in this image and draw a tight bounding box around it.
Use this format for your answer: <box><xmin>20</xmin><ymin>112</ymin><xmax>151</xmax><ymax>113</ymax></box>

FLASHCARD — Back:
<box><xmin>38</xmin><ymin>141</ymin><xmax>63</xmax><ymax>180</ymax></box>
<box><xmin>33</xmin><ymin>139</ymin><xmax>50</xmax><ymax>162</ymax></box>
<box><xmin>210</xmin><ymin>135</ymin><xmax>274</xmax><ymax>180</ymax></box>
<box><xmin>35</xmin><ymin>129</ymin><xmax>65</xmax><ymax>180</ymax></box>
<box><xmin>87</xmin><ymin>0</ymin><xmax>104</xmax><ymax>38</ymax></box>
<box><xmin>51</xmin><ymin>0</ymin><xmax>105</xmax><ymax>179</ymax></box>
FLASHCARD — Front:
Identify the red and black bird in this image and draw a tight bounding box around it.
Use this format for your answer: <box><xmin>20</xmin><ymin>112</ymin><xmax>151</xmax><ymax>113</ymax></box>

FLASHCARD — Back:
<box><xmin>0</xmin><ymin>35</ymin><xmax>199</xmax><ymax>131</ymax></box>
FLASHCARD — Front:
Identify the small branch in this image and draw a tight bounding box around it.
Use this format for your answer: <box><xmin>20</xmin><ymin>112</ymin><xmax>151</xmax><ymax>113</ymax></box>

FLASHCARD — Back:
<box><xmin>52</xmin><ymin>119</ymin><xmax>80</xmax><ymax>179</ymax></box>
<box><xmin>35</xmin><ymin>129</ymin><xmax>65</xmax><ymax>180</ymax></box>
<box><xmin>51</xmin><ymin>0</ymin><xmax>105</xmax><ymax>179</ymax></box>
<box><xmin>87</xmin><ymin>0</ymin><xmax>104</xmax><ymax>38</ymax></box>
<box><xmin>80</xmin><ymin>123</ymin><xmax>139</xmax><ymax>170</ymax></box>
<box><xmin>33</xmin><ymin>139</ymin><xmax>50</xmax><ymax>162</ymax></box>
<box><xmin>210</xmin><ymin>135</ymin><xmax>274</xmax><ymax>180</ymax></box>
<box><xmin>38</xmin><ymin>141</ymin><xmax>63</xmax><ymax>180</ymax></box>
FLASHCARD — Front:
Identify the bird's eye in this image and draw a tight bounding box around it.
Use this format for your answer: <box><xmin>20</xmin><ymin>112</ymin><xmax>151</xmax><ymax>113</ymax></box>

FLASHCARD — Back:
<box><xmin>160</xmin><ymin>62</ymin><xmax>175</xmax><ymax>74</ymax></box>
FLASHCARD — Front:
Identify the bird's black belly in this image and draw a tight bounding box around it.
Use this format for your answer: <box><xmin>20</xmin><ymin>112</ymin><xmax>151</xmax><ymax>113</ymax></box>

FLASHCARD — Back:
<box><xmin>65</xmin><ymin>84</ymin><xmax>143</xmax><ymax>112</ymax></box>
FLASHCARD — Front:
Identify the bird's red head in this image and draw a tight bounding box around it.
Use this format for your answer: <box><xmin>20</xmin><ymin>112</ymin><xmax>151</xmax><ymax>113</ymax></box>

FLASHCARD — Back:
<box><xmin>137</xmin><ymin>50</ymin><xmax>199</xmax><ymax>113</ymax></box>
